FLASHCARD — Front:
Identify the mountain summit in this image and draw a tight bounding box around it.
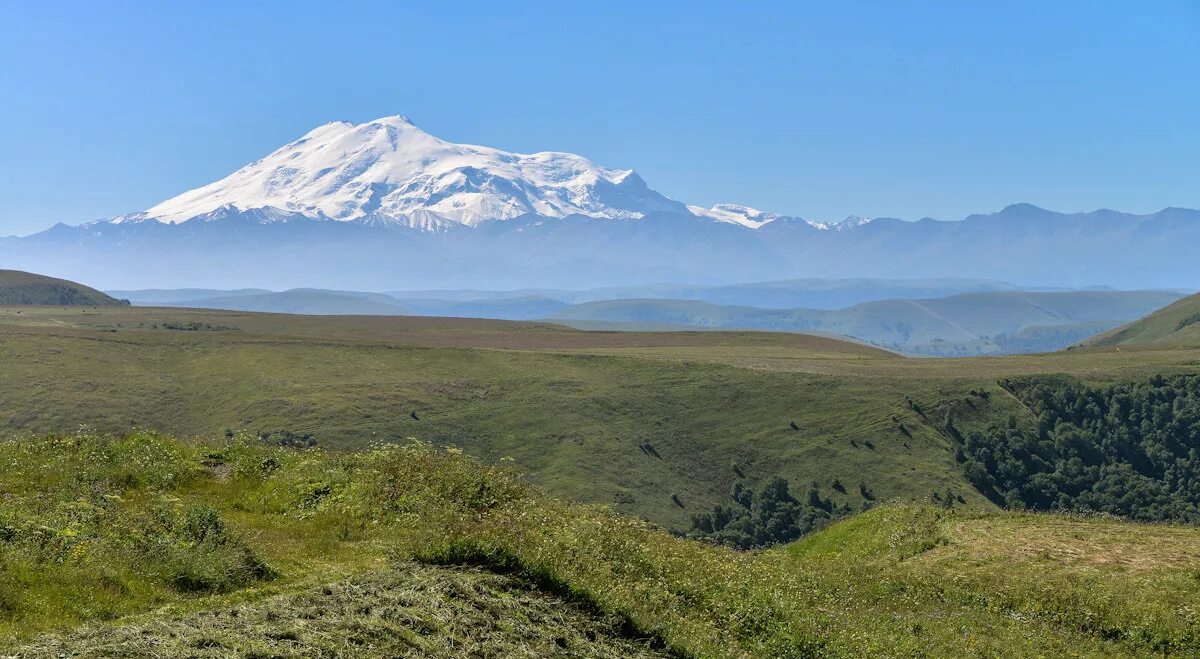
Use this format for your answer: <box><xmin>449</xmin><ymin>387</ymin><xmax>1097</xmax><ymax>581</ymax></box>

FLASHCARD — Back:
<box><xmin>127</xmin><ymin>116</ymin><xmax>686</xmax><ymax>229</ymax></box>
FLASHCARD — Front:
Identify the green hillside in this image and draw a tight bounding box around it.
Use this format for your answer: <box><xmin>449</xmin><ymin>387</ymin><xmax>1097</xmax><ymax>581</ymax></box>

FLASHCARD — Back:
<box><xmin>1082</xmin><ymin>291</ymin><xmax>1200</xmax><ymax>348</ymax></box>
<box><xmin>0</xmin><ymin>270</ymin><xmax>128</xmax><ymax>306</ymax></box>
<box><xmin>0</xmin><ymin>306</ymin><xmax>915</xmax><ymax>530</ymax></box>
<box><xmin>552</xmin><ymin>290</ymin><xmax>1186</xmax><ymax>355</ymax></box>
<box><xmin>2</xmin><ymin>433</ymin><xmax>1198</xmax><ymax>657</ymax></box>
<box><xmin>3</xmin><ymin>304</ymin><xmax>1200</xmax><ymax>533</ymax></box>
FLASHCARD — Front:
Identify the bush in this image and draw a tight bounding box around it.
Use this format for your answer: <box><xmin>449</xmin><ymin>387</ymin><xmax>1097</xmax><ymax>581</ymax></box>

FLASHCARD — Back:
<box><xmin>131</xmin><ymin>504</ymin><xmax>275</xmax><ymax>593</ymax></box>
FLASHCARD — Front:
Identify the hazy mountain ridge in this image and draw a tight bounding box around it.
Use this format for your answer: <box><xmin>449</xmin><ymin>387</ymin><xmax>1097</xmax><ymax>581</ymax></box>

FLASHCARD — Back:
<box><xmin>4</xmin><ymin>117</ymin><xmax>1199</xmax><ymax>290</ymax></box>
<box><xmin>9</xmin><ymin>204</ymin><xmax>1200</xmax><ymax>291</ymax></box>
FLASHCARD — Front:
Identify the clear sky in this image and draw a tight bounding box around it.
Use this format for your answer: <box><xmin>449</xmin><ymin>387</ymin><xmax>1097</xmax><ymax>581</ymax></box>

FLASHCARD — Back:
<box><xmin>1</xmin><ymin>0</ymin><xmax>1198</xmax><ymax>235</ymax></box>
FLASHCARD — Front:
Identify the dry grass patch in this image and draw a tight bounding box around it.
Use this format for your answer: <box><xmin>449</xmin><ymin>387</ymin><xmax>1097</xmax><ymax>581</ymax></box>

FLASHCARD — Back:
<box><xmin>934</xmin><ymin>514</ymin><xmax>1200</xmax><ymax>573</ymax></box>
<box><xmin>10</xmin><ymin>564</ymin><xmax>667</xmax><ymax>658</ymax></box>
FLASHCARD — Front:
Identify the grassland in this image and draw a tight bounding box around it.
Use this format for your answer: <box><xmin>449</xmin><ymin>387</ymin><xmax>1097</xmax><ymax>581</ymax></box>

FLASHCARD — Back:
<box><xmin>3</xmin><ymin>304</ymin><xmax>1200</xmax><ymax>531</ymax></box>
<box><xmin>2</xmin><ymin>432</ymin><xmax>1198</xmax><ymax>657</ymax></box>
<box><xmin>5</xmin><ymin>303</ymin><xmax>1200</xmax><ymax>655</ymax></box>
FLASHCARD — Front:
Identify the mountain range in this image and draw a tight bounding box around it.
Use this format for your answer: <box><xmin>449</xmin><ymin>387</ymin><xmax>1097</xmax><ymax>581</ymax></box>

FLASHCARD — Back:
<box><xmin>3</xmin><ymin>115</ymin><xmax>1198</xmax><ymax>291</ymax></box>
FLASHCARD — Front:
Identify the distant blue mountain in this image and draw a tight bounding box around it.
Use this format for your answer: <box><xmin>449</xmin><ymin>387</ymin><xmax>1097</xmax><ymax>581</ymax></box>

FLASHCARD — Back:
<box><xmin>5</xmin><ymin>204</ymin><xmax>1198</xmax><ymax>291</ymax></box>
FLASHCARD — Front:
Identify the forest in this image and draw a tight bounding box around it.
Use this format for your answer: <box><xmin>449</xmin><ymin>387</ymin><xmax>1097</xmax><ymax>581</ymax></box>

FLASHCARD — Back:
<box><xmin>957</xmin><ymin>374</ymin><xmax>1200</xmax><ymax>522</ymax></box>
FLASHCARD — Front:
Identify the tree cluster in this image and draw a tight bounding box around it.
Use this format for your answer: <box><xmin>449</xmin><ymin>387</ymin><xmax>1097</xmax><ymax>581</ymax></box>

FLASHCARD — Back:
<box><xmin>956</xmin><ymin>374</ymin><xmax>1200</xmax><ymax>522</ymax></box>
<box><xmin>689</xmin><ymin>477</ymin><xmax>850</xmax><ymax>549</ymax></box>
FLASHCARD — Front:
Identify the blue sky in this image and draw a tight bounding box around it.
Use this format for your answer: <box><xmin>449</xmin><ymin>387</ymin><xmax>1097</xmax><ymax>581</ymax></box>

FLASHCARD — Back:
<box><xmin>1</xmin><ymin>1</ymin><xmax>1198</xmax><ymax>235</ymax></box>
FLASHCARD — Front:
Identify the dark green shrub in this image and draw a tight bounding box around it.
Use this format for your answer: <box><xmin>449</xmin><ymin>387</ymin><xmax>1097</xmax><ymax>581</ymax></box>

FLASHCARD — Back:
<box><xmin>689</xmin><ymin>477</ymin><xmax>848</xmax><ymax>549</ymax></box>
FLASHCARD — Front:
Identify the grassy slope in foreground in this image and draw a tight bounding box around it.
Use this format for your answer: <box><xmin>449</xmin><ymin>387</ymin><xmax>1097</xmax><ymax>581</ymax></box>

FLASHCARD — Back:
<box><xmin>2</xmin><ymin>433</ymin><xmax>1198</xmax><ymax>657</ymax></box>
<box><xmin>0</xmin><ymin>270</ymin><xmax>128</xmax><ymax>306</ymax></box>
<box><xmin>1083</xmin><ymin>291</ymin><xmax>1200</xmax><ymax>348</ymax></box>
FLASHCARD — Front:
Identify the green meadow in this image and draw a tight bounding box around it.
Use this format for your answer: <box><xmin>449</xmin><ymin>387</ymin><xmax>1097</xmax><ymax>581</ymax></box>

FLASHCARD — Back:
<box><xmin>2</xmin><ymin>301</ymin><xmax>1200</xmax><ymax>655</ymax></box>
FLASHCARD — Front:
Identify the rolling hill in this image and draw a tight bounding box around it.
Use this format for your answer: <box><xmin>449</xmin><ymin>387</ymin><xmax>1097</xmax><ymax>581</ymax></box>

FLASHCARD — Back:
<box><xmin>165</xmin><ymin>289</ymin><xmax>409</xmax><ymax>315</ymax></box>
<box><xmin>394</xmin><ymin>295</ymin><xmax>570</xmax><ymax>320</ymax></box>
<box><xmin>110</xmin><ymin>285</ymin><xmax>1186</xmax><ymax>355</ymax></box>
<box><xmin>116</xmin><ymin>277</ymin><xmax>1030</xmax><ymax>313</ymax></box>
<box><xmin>1081</xmin><ymin>291</ymin><xmax>1200</xmax><ymax>348</ymax></box>
<box><xmin>551</xmin><ymin>290</ymin><xmax>1187</xmax><ymax>355</ymax></box>
<box><xmin>0</xmin><ymin>269</ymin><xmax>129</xmax><ymax>306</ymax></box>
<box><xmin>105</xmin><ymin>288</ymin><xmax>272</xmax><ymax>303</ymax></box>
<box><xmin>385</xmin><ymin>277</ymin><xmax>1030</xmax><ymax>310</ymax></box>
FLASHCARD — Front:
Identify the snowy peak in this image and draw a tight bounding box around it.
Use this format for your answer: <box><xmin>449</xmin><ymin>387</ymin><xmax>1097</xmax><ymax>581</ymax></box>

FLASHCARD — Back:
<box><xmin>113</xmin><ymin>115</ymin><xmax>880</xmax><ymax>233</ymax></box>
<box><xmin>687</xmin><ymin>203</ymin><xmax>783</xmax><ymax>228</ymax></box>
<box><xmin>140</xmin><ymin>115</ymin><xmax>685</xmax><ymax>228</ymax></box>
<box><xmin>807</xmin><ymin>215</ymin><xmax>875</xmax><ymax>231</ymax></box>
<box><xmin>686</xmin><ymin>203</ymin><xmax>876</xmax><ymax>232</ymax></box>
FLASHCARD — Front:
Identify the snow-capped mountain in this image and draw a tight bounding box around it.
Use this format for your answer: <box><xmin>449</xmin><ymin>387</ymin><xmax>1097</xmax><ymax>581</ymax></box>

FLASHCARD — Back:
<box><xmin>101</xmin><ymin>114</ymin><xmax>874</xmax><ymax>232</ymax></box>
<box><xmin>686</xmin><ymin>204</ymin><xmax>876</xmax><ymax>231</ymax></box>
<box><xmin>686</xmin><ymin>204</ymin><xmax>784</xmax><ymax>229</ymax></box>
<box><xmin>806</xmin><ymin>215</ymin><xmax>875</xmax><ymax>231</ymax></box>
<box><xmin>117</xmin><ymin>116</ymin><xmax>686</xmax><ymax>229</ymax></box>
<box><xmin>5</xmin><ymin>116</ymin><xmax>1200</xmax><ymax>292</ymax></box>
